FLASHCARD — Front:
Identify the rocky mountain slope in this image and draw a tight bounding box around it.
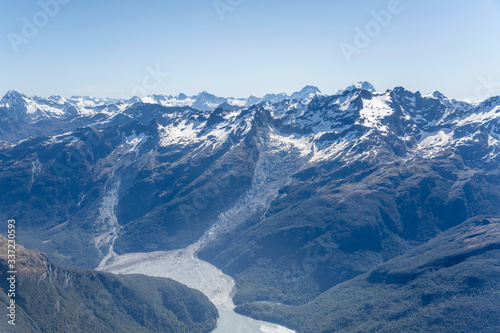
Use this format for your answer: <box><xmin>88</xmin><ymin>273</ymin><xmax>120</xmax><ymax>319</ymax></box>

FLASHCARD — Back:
<box><xmin>0</xmin><ymin>82</ymin><xmax>498</xmax><ymax>332</ymax></box>
<box><xmin>236</xmin><ymin>216</ymin><xmax>500</xmax><ymax>332</ymax></box>
<box><xmin>0</xmin><ymin>234</ymin><xmax>218</xmax><ymax>333</ymax></box>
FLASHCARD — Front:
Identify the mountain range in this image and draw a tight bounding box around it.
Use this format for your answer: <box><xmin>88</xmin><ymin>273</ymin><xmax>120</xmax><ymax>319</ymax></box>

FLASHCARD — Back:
<box><xmin>0</xmin><ymin>85</ymin><xmax>322</xmax><ymax>121</ymax></box>
<box><xmin>0</xmin><ymin>82</ymin><xmax>498</xmax><ymax>332</ymax></box>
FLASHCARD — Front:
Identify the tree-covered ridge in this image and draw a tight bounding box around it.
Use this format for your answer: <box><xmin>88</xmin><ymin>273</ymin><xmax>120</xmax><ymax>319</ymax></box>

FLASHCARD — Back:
<box><xmin>236</xmin><ymin>217</ymin><xmax>500</xmax><ymax>332</ymax></box>
<box><xmin>0</xmin><ymin>235</ymin><xmax>218</xmax><ymax>333</ymax></box>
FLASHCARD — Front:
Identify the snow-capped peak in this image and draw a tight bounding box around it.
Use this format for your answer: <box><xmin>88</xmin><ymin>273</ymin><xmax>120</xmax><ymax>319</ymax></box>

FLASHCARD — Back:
<box><xmin>262</xmin><ymin>92</ymin><xmax>289</xmax><ymax>104</ymax></box>
<box><xmin>337</xmin><ymin>81</ymin><xmax>376</xmax><ymax>95</ymax></box>
<box><xmin>290</xmin><ymin>85</ymin><xmax>322</xmax><ymax>100</ymax></box>
<box><xmin>423</xmin><ymin>90</ymin><xmax>449</xmax><ymax>101</ymax></box>
<box><xmin>0</xmin><ymin>90</ymin><xmax>27</xmax><ymax>106</ymax></box>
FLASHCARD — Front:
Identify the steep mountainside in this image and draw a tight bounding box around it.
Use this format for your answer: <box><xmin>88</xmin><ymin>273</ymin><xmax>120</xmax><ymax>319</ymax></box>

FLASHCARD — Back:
<box><xmin>0</xmin><ymin>84</ymin><xmax>499</xmax><ymax>331</ymax></box>
<box><xmin>0</xmin><ymin>235</ymin><xmax>218</xmax><ymax>333</ymax></box>
<box><xmin>236</xmin><ymin>216</ymin><xmax>500</xmax><ymax>332</ymax></box>
<box><xmin>199</xmin><ymin>89</ymin><xmax>500</xmax><ymax>304</ymax></box>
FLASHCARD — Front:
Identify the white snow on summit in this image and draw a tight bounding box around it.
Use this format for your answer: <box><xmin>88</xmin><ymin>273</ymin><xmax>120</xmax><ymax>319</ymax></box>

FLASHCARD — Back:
<box><xmin>337</xmin><ymin>81</ymin><xmax>376</xmax><ymax>95</ymax></box>
<box><xmin>358</xmin><ymin>93</ymin><xmax>393</xmax><ymax>133</ymax></box>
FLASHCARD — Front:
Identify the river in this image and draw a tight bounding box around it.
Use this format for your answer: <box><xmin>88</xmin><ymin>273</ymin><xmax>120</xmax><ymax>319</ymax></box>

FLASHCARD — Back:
<box><xmin>98</xmin><ymin>243</ymin><xmax>294</xmax><ymax>333</ymax></box>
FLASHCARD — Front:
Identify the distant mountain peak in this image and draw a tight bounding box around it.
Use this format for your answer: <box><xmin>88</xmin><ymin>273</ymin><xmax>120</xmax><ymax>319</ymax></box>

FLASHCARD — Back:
<box><xmin>0</xmin><ymin>90</ymin><xmax>28</xmax><ymax>112</ymax></box>
<box><xmin>1</xmin><ymin>90</ymin><xmax>25</xmax><ymax>102</ymax></box>
<box><xmin>3</xmin><ymin>89</ymin><xmax>23</xmax><ymax>97</ymax></box>
<box><xmin>337</xmin><ymin>81</ymin><xmax>376</xmax><ymax>95</ymax></box>
<box><xmin>198</xmin><ymin>91</ymin><xmax>216</xmax><ymax>98</ymax></box>
<box><xmin>430</xmin><ymin>90</ymin><xmax>447</xmax><ymax>100</ymax></box>
<box><xmin>300</xmin><ymin>85</ymin><xmax>321</xmax><ymax>92</ymax></box>
<box><xmin>177</xmin><ymin>93</ymin><xmax>188</xmax><ymax>100</ymax></box>
<box><xmin>291</xmin><ymin>85</ymin><xmax>322</xmax><ymax>100</ymax></box>
<box><xmin>127</xmin><ymin>96</ymin><xmax>143</xmax><ymax>104</ymax></box>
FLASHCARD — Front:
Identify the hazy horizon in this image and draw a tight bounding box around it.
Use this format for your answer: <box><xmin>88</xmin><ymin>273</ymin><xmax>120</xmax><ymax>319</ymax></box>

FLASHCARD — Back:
<box><xmin>1</xmin><ymin>80</ymin><xmax>497</xmax><ymax>103</ymax></box>
<box><xmin>1</xmin><ymin>0</ymin><xmax>499</xmax><ymax>102</ymax></box>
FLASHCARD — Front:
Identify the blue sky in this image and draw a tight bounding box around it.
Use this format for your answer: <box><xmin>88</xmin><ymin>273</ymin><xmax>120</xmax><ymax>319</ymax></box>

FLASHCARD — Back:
<box><xmin>1</xmin><ymin>0</ymin><xmax>499</xmax><ymax>100</ymax></box>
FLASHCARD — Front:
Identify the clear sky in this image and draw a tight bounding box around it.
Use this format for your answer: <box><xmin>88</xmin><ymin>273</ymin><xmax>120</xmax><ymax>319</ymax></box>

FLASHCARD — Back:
<box><xmin>1</xmin><ymin>0</ymin><xmax>499</xmax><ymax>101</ymax></box>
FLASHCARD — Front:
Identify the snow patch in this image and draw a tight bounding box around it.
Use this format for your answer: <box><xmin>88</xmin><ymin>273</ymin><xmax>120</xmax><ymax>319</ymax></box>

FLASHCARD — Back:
<box><xmin>159</xmin><ymin>120</ymin><xmax>200</xmax><ymax>146</ymax></box>
<box><xmin>416</xmin><ymin>131</ymin><xmax>453</xmax><ymax>158</ymax></box>
<box><xmin>123</xmin><ymin>131</ymin><xmax>148</xmax><ymax>152</ymax></box>
<box><xmin>455</xmin><ymin>105</ymin><xmax>500</xmax><ymax>127</ymax></box>
<box><xmin>358</xmin><ymin>94</ymin><xmax>393</xmax><ymax>132</ymax></box>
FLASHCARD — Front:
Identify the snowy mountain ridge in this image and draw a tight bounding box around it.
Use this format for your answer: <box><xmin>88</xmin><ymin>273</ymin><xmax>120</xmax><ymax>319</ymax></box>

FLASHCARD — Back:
<box><xmin>1</xmin><ymin>83</ymin><xmax>499</xmax><ymax>164</ymax></box>
<box><xmin>1</xmin><ymin>82</ymin><xmax>499</xmax><ymax>333</ymax></box>
<box><xmin>0</xmin><ymin>85</ymin><xmax>326</xmax><ymax>121</ymax></box>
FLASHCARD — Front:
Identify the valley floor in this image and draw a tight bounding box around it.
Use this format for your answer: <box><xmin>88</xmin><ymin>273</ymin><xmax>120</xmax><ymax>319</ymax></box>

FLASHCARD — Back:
<box><xmin>99</xmin><ymin>243</ymin><xmax>295</xmax><ymax>333</ymax></box>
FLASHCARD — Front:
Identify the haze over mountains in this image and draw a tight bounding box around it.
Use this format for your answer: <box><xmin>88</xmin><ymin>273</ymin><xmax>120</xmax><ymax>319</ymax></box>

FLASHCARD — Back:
<box><xmin>0</xmin><ymin>82</ymin><xmax>499</xmax><ymax>332</ymax></box>
<box><xmin>0</xmin><ymin>85</ymin><xmax>323</xmax><ymax>120</ymax></box>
